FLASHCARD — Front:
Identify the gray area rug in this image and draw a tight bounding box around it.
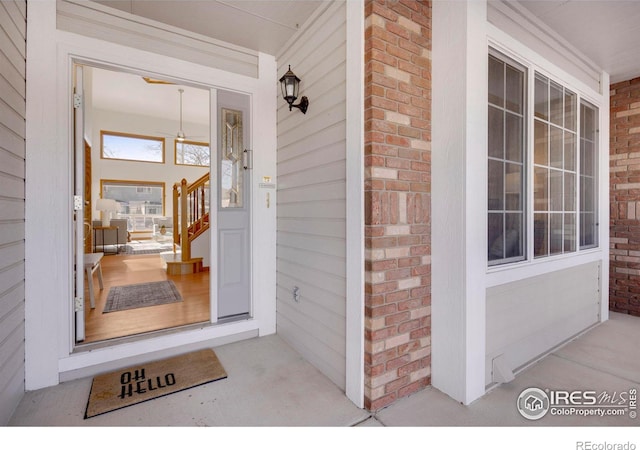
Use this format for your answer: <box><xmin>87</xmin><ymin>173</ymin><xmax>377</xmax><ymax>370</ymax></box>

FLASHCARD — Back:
<box><xmin>103</xmin><ymin>280</ymin><xmax>182</xmax><ymax>313</ymax></box>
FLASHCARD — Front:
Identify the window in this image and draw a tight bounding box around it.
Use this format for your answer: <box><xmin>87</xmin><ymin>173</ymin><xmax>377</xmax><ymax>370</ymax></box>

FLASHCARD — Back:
<box><xmin>175</xmin><ymin>140</ymin><xmax>210</xmax><ymax>167</ymax></box>
<box><xmin>487</xmin><ymin>51</ymin><xmax>599</xmax><ymax>265</ymax></box>
<box><xmin>220</xmin><ymin>108</ymin><xmax>244</xmax><ymax>208</ymax></box>
<box><xmin>101</xmin><ymin>180</ymin><xmax>165</xmax><ymax>233</ymax></box>
<box><xmin>580</xmin><ymin>100</ymin><xmax>599</xmax><ymax>249</ymax></box>
<box><xmin>533</xmin><ymin>73</ymin><xmax>577</xmax><ymax>257</ymax></box>
<box><xmin>101</xmin><ymin>131</ymin><xmax>165</xmax><ymax>163</ymax></box>
<box><xmin>488</xmin><ymin>54</ymin><xmax>527</xmax><ymax>264</ymax></box>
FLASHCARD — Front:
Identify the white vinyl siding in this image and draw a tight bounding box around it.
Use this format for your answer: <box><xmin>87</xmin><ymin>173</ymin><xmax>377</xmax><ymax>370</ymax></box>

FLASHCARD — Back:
<box><xmin>276</xmin><ymin>1</ymin><xmax>347</xmax><ymax>390</ymax></box>
<box><xmin>0</xmin><ymin>0</ymin><xmax>26</xmax><ymax>425</ymax></box>
<box><xmin>486</xmin><ymin>262</ymin><xmax>600</xmax><ymax>386</ymax></box>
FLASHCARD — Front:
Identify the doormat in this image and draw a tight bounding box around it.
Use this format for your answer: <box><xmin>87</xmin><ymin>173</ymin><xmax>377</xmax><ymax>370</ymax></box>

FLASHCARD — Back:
<box><xmin>103</xmin><ymin>280</ymin><xmax>182</xmax><ymax>313</ymax></box>
<box><xmin>85</xmin><ymin>349</ymin><xmax>227</xmax><ymax>419</ymax></box>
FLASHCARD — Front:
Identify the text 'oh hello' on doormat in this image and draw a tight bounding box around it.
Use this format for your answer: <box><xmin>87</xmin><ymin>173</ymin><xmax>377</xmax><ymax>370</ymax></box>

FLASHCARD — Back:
<box><xmin>84</xmin><ymin>349</ymin><xmax>227</xmax><ymax>419</ymax></box>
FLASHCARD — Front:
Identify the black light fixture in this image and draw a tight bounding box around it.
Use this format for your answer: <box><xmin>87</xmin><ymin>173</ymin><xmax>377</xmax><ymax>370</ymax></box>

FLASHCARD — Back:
<box><xmin>279</xmin><ymin>65</ymin><xmax>309</xmax><ymax>114</ymax></box>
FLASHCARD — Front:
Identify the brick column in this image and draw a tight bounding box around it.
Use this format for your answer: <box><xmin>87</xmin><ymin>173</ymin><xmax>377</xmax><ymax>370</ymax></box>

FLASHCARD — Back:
<box><xmin>610</xmin><ymin>77</ymin><xmax>640</xmax><ymax>316</ymax></box>
<box><xmin>364</xmin><ymin>0</ymin><xmax>432</xmax><ymax>411</ymax></box>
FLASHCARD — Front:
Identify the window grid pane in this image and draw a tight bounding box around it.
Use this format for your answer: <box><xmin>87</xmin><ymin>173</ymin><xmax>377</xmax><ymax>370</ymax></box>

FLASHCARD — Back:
<box><xmin>580</xmin><ymin>101</ymin><xmax>599</xmax><ymax>249</ymax></box>
<box><xmin>488</xmin><ymin>50</ymin><xmax>599</xmax><ymax>265</ymax></box>
<box><xmin>488</xmin><ymin>54</ymin><xmax>526</xmax><ymax>265</ymax></box>
<box><xmin>533</xmin><ymin>73</ymin><xmax>578</xmax><ymax>258</ymax></box>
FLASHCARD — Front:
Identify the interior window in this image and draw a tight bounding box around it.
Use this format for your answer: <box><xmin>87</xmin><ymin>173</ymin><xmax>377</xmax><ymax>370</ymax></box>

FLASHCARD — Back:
<box><xmin>101</xmin><ymin>131</ymin><xmax>165</xmax><ymax>163</ymax></box>
<box><xmin>175</xmin><ymin>140</ymin><xmax>210</xmax><ymax>166</ymax></box>
<box><xmin>101</xmin><ymin>180</ymin><xmax>165</xmax><ymax>233</ymax></box>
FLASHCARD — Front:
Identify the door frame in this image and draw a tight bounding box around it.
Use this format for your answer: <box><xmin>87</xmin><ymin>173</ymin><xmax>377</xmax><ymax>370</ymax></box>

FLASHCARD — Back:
<box><xmin>74</xmin><ymin>63</ymin><xmax>219</xmax><ymax>341</ymax></box>
<box><xmin>28</xmin><ymin>31</ymin><xmax>276</xmax><ymax>382</ymax></box>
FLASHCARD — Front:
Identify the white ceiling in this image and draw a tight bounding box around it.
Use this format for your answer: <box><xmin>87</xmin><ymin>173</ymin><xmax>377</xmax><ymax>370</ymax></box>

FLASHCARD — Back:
<box><xmin>94</xmin><ymin>0</ymin><xmax>325</xmax><ymax>55</ymax></box>
<box><xmin>89</xmin><ymin>0</ymin><xmax>640</xmax><ymax>123</ymax></box>
<box><xmin>518</xmin><ymin>0</ymin><xmax>640</xmax><ymax>84</ymax></box>
<box><xmin>89</xmin><ymin>67</ymin><xmax>211</xmax><ymax>128</ymax></box>
<box><xmin>93</xmin><ymin>0</ymin><xmax>640</xmax><ymax>86</ymax></box>
<box><xmin>89</xmin><ymin>0</ymin><xmax>325</xmax><ymax>124</ymax></box>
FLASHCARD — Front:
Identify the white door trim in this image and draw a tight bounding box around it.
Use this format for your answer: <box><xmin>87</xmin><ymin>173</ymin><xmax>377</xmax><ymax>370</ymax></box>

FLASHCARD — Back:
<box><xmin>26</xmin><ymin>25</ymin><xmax>277</xmax><ymax>388</ymax></box>
<box><xmin>209</xmin><ymin>88</ymin><xmax>219</xmax><ymax>324</ymax></box>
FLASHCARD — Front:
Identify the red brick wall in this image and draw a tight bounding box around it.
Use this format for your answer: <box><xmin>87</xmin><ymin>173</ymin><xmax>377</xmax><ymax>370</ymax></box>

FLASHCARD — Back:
<box><xmin>364</xmin><ymin>0</ymin><xmax>432</xmax><ymax>411</ymax></box>
<box><xmin>610</xmin><ymin>77</ymin><xmax>640</xmax><ymax>316</ymax></box>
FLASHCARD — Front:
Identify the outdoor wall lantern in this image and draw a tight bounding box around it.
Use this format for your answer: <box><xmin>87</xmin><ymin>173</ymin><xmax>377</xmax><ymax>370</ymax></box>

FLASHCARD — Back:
<box><xmin>279</xmin><ymin>65</ymin><xmax>309</xmax><ymax>114</ymax></box>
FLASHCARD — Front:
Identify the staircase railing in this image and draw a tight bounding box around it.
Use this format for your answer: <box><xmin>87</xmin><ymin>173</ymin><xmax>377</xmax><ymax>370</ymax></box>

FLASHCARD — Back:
<box><xmin>173</xmin><ymin>172</ymin><xmax>210</xmax><ymax>261</ymax></box>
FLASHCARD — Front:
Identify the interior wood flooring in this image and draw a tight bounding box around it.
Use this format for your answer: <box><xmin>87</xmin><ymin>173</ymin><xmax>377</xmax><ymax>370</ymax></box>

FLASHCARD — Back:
<box><xmin>83</xmin><ymin>252</ymin><xmax>210</xmax><ymax>343</ymax></box>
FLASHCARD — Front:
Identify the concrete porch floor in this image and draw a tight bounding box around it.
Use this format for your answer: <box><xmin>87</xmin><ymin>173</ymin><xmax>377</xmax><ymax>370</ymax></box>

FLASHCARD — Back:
<box><xmin>8</xmin><ymin>312</ymin><xmax>640</xmax><ymax>428</ymax></box>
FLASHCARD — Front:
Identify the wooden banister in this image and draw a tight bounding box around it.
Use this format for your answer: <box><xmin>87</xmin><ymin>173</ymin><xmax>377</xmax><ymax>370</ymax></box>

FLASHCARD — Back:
<box><xmin>173</xmin><ymin>173</ymin><xmax>210</xmax><ymax>262</ymax></box>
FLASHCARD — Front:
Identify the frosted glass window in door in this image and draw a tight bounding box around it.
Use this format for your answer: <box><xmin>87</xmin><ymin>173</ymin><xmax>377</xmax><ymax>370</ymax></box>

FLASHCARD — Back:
<box><xmin>220</xmin><ymin>108</ymin><xmax>244</xmax><ymax>208</ymax></box>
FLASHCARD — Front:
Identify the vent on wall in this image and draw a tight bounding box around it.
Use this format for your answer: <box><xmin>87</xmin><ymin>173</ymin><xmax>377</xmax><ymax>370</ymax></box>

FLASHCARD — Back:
<box><xmin>492</xmin><ymin>354</ymin><xmax>515</xmax><ymax>384</ymax></box>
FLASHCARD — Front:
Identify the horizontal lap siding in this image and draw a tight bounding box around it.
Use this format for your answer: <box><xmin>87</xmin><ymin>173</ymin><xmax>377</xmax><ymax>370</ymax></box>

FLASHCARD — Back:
<box><xmin>485</xmin><ymin>262</ymin><xmax>600</xmax><ymax>386</ymax></box>
<box><xmin>276</xmin><ymin>2</ymin><xmax>348</xmax><ymax>390</ymax></box>
<box><xmin>0</xmin><ymin>0</ymin><xmax>26</xmax><ymax>425</ymax></box>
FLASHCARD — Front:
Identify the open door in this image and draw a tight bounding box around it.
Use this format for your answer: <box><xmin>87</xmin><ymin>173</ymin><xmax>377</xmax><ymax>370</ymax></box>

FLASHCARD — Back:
<box><xmin>217</xmin><ymin>92</ymin><xmax>251</xmax><ymax>319</ymax></box>
<box><xmin>73</xmin><ymin>64</ymin><xmax>86</xmax><ymax>342</ymax></box>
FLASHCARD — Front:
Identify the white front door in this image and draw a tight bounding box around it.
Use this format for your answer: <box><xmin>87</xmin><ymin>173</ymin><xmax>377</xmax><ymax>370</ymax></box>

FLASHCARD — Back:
<box><xmin>216</xmin><ymin>91</ymin><xmax>251</xmax><ymax>319</ymax></box>
<box><xmin>73</xmin><ymin>64</ymin><xmax>86</xmax><ymax>342</ymax></box>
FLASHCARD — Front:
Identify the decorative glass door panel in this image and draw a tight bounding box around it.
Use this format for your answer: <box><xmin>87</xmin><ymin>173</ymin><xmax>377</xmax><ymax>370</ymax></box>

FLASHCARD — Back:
<box><xmin>220</xmin><ymin>108</ymin><xmax>243</xmax><ymax>208</ymax></box>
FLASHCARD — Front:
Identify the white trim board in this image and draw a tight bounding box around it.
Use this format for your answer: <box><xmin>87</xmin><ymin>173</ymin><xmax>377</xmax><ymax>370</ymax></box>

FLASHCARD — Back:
<box><xmin>345</xmin><ymin>0</ymin><xmax>365</xmax><ymax>409</ymax></box>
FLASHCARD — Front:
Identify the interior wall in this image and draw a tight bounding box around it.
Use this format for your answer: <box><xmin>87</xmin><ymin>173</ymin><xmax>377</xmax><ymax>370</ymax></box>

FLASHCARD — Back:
<box><xmin>0</xmin><ymin>0</ymin><xmax>26</xmax><ymax>426</ymax></box>
<box><xmin>275</xmin><ymin>1</ymin><xmax>348</xmax><ymax>390</ymax></box>
<box><xmin>90</xmin><ymin>108</ymin><xmax>209</xmax><ymax>224</ymax></box>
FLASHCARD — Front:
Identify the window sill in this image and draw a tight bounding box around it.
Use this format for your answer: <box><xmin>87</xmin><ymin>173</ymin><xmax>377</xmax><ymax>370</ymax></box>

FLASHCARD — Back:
<box><xmin>485</xmin><ymin>247</ymin><xmax>605</xmax><ymax>288</ymax></box>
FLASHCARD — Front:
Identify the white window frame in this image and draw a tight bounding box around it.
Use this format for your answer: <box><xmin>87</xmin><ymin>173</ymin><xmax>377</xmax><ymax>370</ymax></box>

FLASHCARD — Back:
<box><xmin>487</xmin><ymin>42</ymin><xmax>603</xmax><ymax>272</ymax></box>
